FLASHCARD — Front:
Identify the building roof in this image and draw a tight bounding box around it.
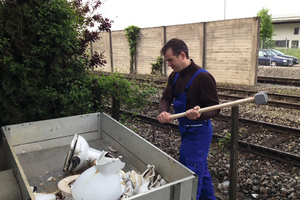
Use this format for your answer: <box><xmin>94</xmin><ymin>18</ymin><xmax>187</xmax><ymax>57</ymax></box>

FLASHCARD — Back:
<box><xmin>272</xmin><ymin>14</ymin><xmax>300</xmax><ymax>24</ymax></box>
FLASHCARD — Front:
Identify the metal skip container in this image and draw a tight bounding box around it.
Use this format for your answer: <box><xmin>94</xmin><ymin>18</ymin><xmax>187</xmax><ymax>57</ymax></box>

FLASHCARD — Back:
<box><xmin>0</xmin><ymin>112</ymin><xmax>198</xmax><ymax>200</ymax></box>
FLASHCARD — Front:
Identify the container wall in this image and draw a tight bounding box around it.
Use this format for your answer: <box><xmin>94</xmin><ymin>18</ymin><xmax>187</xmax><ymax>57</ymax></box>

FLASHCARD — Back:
<box><xmin>100</xmin><ymin>113</ymin><xmax>198</xmax><ymax>199</ymax></box>
<box><xmin>3</xmin><ymin>113</ymin><xmax>100</xmax><ymax>154</ymax></box>
<box><xmin>1</xmin><ymin>113</ymin><xmax>198</xmax><ymax>199</ymax></box>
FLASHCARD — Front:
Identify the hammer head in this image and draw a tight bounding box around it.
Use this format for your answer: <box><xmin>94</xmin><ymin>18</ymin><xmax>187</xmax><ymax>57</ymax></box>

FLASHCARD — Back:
<box><xmin>254</xmin><ymin>91</ymin><xmax>268</xmax><ymax>105</ymax></box>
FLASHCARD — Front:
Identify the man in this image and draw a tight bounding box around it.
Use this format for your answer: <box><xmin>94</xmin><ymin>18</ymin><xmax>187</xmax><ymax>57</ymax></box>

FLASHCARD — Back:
<box><xmin>157</xmin><ymin>38</ymin><xmax>220</xmax><ymax>200</ymax></box>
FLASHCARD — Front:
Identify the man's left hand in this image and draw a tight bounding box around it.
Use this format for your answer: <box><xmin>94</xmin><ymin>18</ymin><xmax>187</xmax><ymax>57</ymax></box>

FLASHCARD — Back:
<box><xmin>186</xmin><ymin>106</ymin><xmax>201</xmax><ymax>120</ymax></box>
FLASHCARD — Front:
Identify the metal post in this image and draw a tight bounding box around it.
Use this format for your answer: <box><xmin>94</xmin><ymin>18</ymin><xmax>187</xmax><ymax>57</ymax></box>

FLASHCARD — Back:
<box><xmin>270</xmin><ymin>50</ymin><xmax>272</xmax><ymax>67</ymax></box>
<box><xmin>285</xmin><ymin>38</ymin><xmax>288</xmax><ymax>54</ymax></box>
<box><xmin>229</xmin><ymin>106</ymin><xmax>238</xmax><ymax>200</ymax></box>
<box><xmin>162</xmin><ymin>26</ymin><xmax>167</xmax><ymax>76</ymax></box>
<box><xmin>90</xmin><ymin>41</ymin><xmax>94</xmax><ymax>71</ymax></box>
<box><xmin>109</xmin><ymin>31</ymin><xmax>114</xmax><ymax>72</ymax></box>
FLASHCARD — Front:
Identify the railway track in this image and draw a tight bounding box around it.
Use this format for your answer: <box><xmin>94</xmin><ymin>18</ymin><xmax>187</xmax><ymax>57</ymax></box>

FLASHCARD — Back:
<box><xmin>218</xmin><ymin>93</ymin><xmax>300</xmax><ymax>110</ymax></box>
<box><xmin>95</xmin><ymin>71</ymin><xmax>299</xmax><ymax>164</ymax></box>
<box><xmin>128</xmin><ymin>112</ymin><xmax>300</xmax><ymax>167</ymax></box>
<box><xmin>140</xmin><ymin>76</ymin><xmax>300</xmax><ymax>87</ymax></box>
<box><xmin>257</xmin><ymin>76</ymin><xmax>300</xmax><ymax>87</ymax></box>
<box><xmin>92</xmin><ymin>71</ymin><xmax>299</xmax><ymax>110</ymax></box>
<box><xmin>96</xmin><ymin>71</ymin><xmax>299</xmax><ymax>199</ymax></box>
<box><xmin>93</xmin><ymin>71</ymin><xmax>300</xmax><ymax>87</ymax></box>
<box><xmin>217</xmin><ymin>87</ymin><xmax>300</xmax><ymax>102</ymax></box>
<box><xmin>119</xmin><ymin>95</ymin><xmax>300</xmax><ymax>166</ymax></box>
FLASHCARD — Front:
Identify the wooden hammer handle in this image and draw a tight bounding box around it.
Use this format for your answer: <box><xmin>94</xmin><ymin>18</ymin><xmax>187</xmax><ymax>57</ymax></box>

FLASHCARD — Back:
<box><xmin>169</xmin><ymin>97</ymin><xmax>254</xmax><ymax>120</ymax></box>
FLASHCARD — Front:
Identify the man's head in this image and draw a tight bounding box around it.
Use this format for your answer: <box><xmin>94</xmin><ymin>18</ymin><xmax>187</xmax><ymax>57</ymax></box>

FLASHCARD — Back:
<box><xmin>161</xmin><ymin>38</ymin><xmax>191</xmax><ymax>72</ymax></box>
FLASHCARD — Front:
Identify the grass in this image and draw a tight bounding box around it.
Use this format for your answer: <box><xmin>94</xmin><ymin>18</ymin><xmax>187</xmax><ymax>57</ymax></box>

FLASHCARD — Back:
<box><xmin>275</xmin><ymin>48</ymin><xmax>300</xmax><ymax>60</ymax></box>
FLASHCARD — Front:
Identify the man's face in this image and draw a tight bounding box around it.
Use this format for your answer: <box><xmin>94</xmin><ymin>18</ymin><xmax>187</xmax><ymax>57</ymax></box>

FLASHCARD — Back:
<box><xmin>164</xmin><ymin>48</ymin><xmax>185</xmax><ymax>72</ymax></box>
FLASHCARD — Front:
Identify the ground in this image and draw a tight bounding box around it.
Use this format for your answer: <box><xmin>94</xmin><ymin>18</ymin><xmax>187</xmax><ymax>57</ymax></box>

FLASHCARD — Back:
<box><xmin>257</xmin><ymin>65</ymin><xmax>300</xmax><ymax>79</ymax></box>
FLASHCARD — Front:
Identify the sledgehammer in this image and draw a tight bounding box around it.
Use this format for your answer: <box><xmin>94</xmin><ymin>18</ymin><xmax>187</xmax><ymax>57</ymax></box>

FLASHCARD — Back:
<box><xmin>169</xmin><ymin>91</ymin><xmax>268</xmax><ymax>120</ymax></box>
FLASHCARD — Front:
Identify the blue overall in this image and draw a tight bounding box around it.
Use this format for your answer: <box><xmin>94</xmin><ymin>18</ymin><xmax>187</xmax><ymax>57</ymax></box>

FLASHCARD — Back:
<box><xmin>173</xmin><ymin>69</ymin><xmax>215</xmax><ymax>200</ymax></box>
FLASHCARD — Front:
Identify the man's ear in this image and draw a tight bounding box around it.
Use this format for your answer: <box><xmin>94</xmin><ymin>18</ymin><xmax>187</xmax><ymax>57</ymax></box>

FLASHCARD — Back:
<box><xmin>180</xmin><ymin>52</ymin><xmax>186</xmax><ymax>60</ymax></box>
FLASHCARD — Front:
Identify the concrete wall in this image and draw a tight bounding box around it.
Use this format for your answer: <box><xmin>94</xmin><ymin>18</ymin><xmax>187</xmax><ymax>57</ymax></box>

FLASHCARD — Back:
<box><xmin>111</xmin><ymin>31</ymin><xmax>131</xmax><ymax>73</ymax></box>
<box><xmin>136</xmin><ymin>27</ymin><xmax>165</xmax><ymax>74</ymax></box>
<box><xmin>205</xmin><ymin>18</ymin><xmax>260</xmax><ymax>85</ymax></box>
<box><xmin>165</xmin><ymin>23</ymin><xmax>205</xmax><ymax>76</ymax></box>
<box><xmin>93</xmin><ymin>17</ymin><xmax>260</xmax><ymax>85</ymax></box>
<box><xmin>92</xmin><ymin>31</ymin><xmax>112</xmax><ymax>72</ymax></box>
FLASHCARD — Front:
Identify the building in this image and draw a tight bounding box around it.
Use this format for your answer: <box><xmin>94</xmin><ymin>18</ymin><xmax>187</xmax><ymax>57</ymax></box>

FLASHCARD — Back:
<box><xmin>272</xmin><ymin>14</ymin><xmax>300</xmax><ymax>49</ymax></box>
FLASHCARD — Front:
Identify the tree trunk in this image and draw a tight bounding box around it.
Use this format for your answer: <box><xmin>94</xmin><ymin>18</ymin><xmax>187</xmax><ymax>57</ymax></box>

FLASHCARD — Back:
<box><xmin>112</xmin><ymin>97</ymin><xmax>120</xmax><ymax>121</ymax></box>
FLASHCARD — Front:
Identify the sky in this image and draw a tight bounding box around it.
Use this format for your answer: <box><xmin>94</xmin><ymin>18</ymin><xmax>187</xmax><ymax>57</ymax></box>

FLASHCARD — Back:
<box><xmin>98</xmin><ymin>0</ymin><xmax>300</xmax><ymax>31</ymax></box>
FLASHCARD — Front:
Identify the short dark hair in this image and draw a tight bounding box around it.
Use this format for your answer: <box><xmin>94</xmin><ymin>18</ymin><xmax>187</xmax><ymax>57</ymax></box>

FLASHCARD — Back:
<box><xmin>161</xmin><ymin>38</ymin><xmax>189</xmax><ymax>59</ymax></box>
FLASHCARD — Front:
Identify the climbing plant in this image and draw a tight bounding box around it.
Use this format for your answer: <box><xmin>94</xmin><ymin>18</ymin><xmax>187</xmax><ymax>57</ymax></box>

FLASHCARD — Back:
<box><xmin>125</xmin><ymin>25</ymin><xmax>140</xmax><ymax>73</ymax></box>
<box><xmin>151</xmin><ymin>56</ymin><xmax>163</xmax><ymax>75</ymax></box>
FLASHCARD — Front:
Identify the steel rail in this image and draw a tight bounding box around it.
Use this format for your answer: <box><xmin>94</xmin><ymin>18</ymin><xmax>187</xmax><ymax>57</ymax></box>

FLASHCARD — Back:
<box><xmin>257</xmin><ymin>76</ymin><xmax>300</xmax><ymax>87</ymax></box>
<box><xmin>93</xmin><ymin>71</ymin><xmax>300</xmax><ymax>87</ymax></box>
<box><xmin>218</xmin><ymin>94</ymin><xmax>300</xmax><ymax>110</ymax></box>
<box><xmin>217</xmin><ymin>87</ymin><xmax>300</xmax><ymax>102</ymax></box>
<box><xmin>128</xmin><ymin>113</ymin><xmax>300</xmax><ymax>167</ymax></box>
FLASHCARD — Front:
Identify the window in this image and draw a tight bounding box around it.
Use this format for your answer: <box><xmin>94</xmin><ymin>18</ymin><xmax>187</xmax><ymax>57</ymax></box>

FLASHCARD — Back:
<box><xmin>292</xmin><ymin>40</ymin><xmax>299</xmax><ymax>48</ymax></box>
<box><xmin>258</xmin><ymin>51</ymin><xmax>264</xmax><ymax>57</ymax></box>
<box><xmin>294</xmin><ymin>27</ymin><xmax>299</xmax><ymax>35</ymax></box>
<box><xmin>275</xmin><ymin>40</ymin><xmax>289</xmax><ymax>48</ymax></box>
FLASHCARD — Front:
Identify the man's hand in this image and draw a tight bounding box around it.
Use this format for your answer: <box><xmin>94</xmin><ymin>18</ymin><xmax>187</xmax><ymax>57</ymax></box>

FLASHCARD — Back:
<box><xmin>186</xmin><ymin>106</ymin><xmax>201</xmax><ymax>120</ymax></box>
<box><xmin>157</xmin><ymin>111</ymin><xmax>173</xmax><ymax>124</ymax></box>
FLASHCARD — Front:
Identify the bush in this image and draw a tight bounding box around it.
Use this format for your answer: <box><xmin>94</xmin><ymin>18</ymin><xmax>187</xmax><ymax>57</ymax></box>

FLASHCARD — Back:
<box><xmin>96</xmin><ymin>72</ymin><xmax>157</xmax><ymax>121</ymax></box>
<box><xmin>151</xmin><ymin>56</ymin><xmax>163</xmax><ymax>75</ymax></box>
<box><xmin>0</xmin><ymin>1</ymin><xmax>156</xmax><ymax>125</ymax></box>
<box><xmin>0</xmin><ymin>0</ymin><xmax>109</xmax><ymax>125</ymax></box>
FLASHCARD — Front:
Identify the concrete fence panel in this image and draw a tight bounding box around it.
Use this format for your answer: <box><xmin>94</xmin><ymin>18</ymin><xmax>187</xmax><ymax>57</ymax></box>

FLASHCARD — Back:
<box><xmin>165</xmin><ymin>23</ymin><xmax>205</xmax><ymax>76</ymax></box>
<box><xmin>93</xmin><ymin>17</ymin><xmax>260</xmax><ymax>85</ymax></box>
<box><xmin>136</xmin><ymin>27</ymin><xmax>165</xmax><ymax>74</ymax></box>
<box><xmin>111</xmin><ymin>31</ymin><xmax>131</xmax><ymax>73</ymax></box>
<box><xmin>205</xmin><ymin>17</ymin><xmax>260</xmax><ymax>85</ymax></box>
<box><xmin>92</xmin><ymin>31</ymin><xmax>111</xmax><ymax>72</ymax></box>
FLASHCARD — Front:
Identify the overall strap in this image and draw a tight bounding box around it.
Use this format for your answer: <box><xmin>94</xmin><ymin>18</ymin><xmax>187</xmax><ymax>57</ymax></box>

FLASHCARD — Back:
<box><xmin>173</xmin><ymin>72</ymin><xmax>180</xmax><ymax>86</ymax></box>
<box><xmin>184</xmin><ymin>69</ymin><xmax>208</xmax><ymax>92</ymax></box>
<box><xmin>173</xmin><ymin>72</ymin><xmax>180</xmax><ymax>96</ymax></box>
<box><xmin>173</xmin><ymin>69</ymin><xmax>208</xmax><ymax>95</ymax></box>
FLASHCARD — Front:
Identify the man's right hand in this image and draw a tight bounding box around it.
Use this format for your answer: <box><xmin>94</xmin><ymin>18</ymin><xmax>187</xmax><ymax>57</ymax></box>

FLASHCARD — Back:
<box><xmin>157</xmin><ymin>111</ymin><xmax>173</xmax><ymax>124</ymax></box>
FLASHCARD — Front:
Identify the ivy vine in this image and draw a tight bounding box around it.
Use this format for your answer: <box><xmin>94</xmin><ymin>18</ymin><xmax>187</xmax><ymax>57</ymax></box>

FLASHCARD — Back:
<box><xmin>151</xmin><ymin>56</ymin><xmax>163</xmax><ymax>75</ymax></box>
<box><xmin>125</xmin><ymin>25</ymin><xmax>140</xmax><ymax>73</ymax></box>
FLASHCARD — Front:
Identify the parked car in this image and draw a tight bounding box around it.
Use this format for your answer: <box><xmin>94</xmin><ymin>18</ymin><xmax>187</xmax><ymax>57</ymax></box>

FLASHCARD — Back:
<box><xmin>270</xmin><ymin>49</ymin><xmax>299</xmax><ymax>65</ymax></box>
<box><xmin>258</xmin><ymin>49</ymin><xmax>293</xmax><ymax>66</ymax></box>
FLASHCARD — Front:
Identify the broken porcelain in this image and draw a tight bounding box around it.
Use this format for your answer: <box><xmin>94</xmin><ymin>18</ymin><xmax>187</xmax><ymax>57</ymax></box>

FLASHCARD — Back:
<box><xmin>63</xmin><ymin>134</ymin><xmax>103</xmax><ymax>174</ymax></box>
<box><xmin>72</xmin><ymin>151</ymin><xmax>125</xmax><ymax>200</ymax></box>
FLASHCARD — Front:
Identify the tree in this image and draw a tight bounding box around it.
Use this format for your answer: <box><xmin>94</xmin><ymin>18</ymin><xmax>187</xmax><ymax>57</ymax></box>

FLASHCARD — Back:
<box><xmin>0</xmin><ymin>0</ymin><xmax>112</xmax><ymax>125</ymax></box>
<box><xmin>257</xmin><ymin>7</ymin><xmax>274</xmax><ymax>48</ymax></box>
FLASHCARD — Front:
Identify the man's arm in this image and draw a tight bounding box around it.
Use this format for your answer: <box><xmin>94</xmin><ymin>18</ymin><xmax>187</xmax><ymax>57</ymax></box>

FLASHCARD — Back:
<box><xmin>158</xmin><ymin>74</ymin><xmax>175</xmax><ymax>123</ymax></box>
<box><xmin>196</xmin><ymin>73</ymin><xmax>220</xmax><ymax>120</ymax></box>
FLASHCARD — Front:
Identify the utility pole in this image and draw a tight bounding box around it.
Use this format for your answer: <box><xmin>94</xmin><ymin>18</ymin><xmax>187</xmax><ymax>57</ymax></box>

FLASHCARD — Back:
<box><xmin>224</xmin><ymin>0</ymin><xmax>226</xmax><ymax>20</ymax></box>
